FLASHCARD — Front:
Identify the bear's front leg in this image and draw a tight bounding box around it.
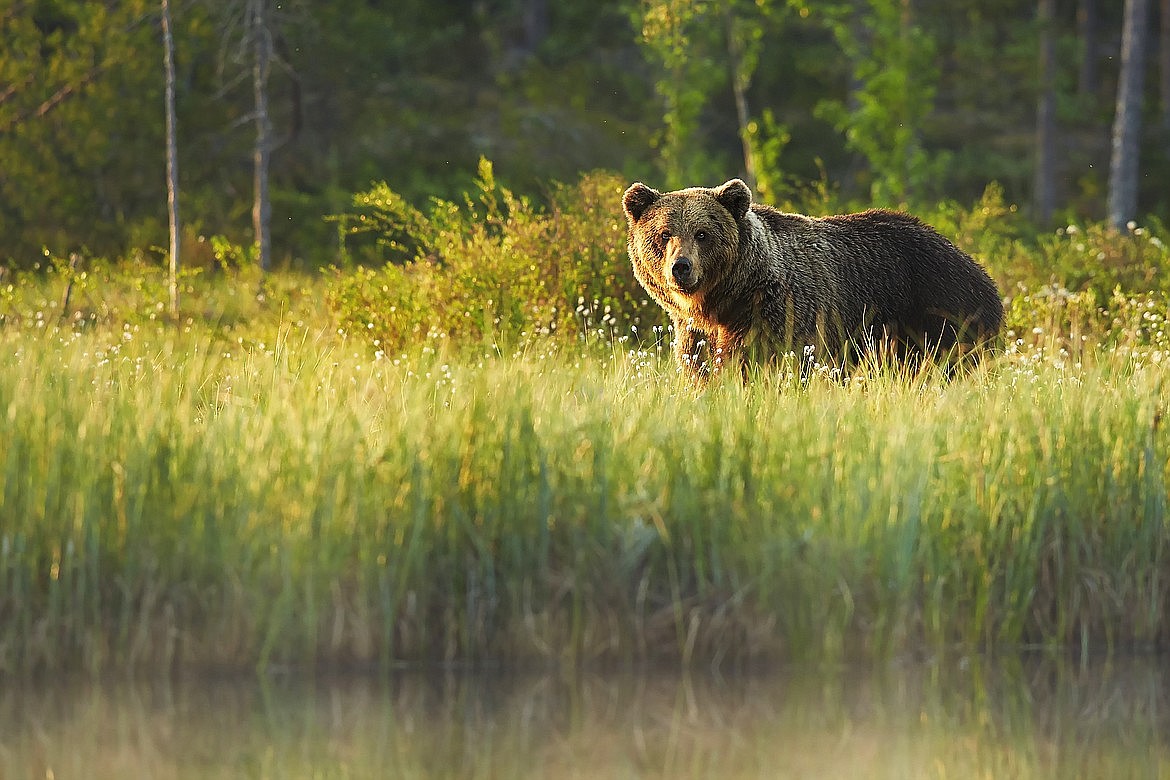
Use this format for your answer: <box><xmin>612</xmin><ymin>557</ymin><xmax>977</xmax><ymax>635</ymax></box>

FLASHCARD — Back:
<box><xmin>710</xmin><ymin>330</ymin><xmax>745</xmax><ymax>381</ymax></box>
<box><xmin>672</xmin><ymin>320</ymin><xmax>710</xmax><ymax>385</ymax></box>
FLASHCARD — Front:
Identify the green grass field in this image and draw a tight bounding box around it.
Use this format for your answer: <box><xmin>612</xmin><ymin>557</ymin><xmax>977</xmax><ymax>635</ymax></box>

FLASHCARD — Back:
<box><xmin>1</xmin><ymin>262</ymin><xmax>1167</xmax><ymax>674</ymax></box>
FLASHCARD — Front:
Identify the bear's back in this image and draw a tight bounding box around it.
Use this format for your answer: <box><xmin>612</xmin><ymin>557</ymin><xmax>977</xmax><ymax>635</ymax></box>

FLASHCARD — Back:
<box><xmin>747</xmin><ymin>205</ymin><xmax>1000</xmax><ymax>349</ymax></box>
<box><xmin>749</xmin><ymin>205</ymin><xmax>916</xmax><ymax>337</ymax></box>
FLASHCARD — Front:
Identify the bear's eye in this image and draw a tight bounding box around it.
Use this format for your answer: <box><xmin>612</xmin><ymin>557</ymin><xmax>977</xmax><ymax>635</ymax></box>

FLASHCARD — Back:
<box><xmin>659</xmin><ymin>230</ymin><xmax>672</xmax><ymax>243</ymax></box>
<box><xmin>695</xmin><ymin>230</ymin><xmax>708</xmax><ymax>241</ymax></box>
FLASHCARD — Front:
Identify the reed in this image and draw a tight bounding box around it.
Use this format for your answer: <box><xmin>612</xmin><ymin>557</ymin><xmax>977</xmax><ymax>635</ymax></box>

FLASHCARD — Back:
<box><xmin>1</xmin><ymin>314</ymin><xmax>1166</xmax><ymax>674</ymax></box>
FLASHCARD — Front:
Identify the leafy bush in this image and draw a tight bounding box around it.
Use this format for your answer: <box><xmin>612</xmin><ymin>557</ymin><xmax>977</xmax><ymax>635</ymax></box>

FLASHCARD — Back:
<box><xmin>325</xmin><ymin>262</ymin><xmax>436</xmax><ymax>355</ymax></box>
<box><xmin>327</xmin><ymin>164</ymin><xmax>1170</xmax><ymax>362</ymax></box>
<box><xmin>328</xmin><ymin>160</ymin><xmax>655</xmax><ymax>353</ymax></box>
<box><xmin>921</xmin><ymin>186</ymin><xmax>1170</xmax><ymax>358</ymax></box>
<box><xmin>1039</xmin><ymin>220</ymin><xmax>1170</xmax><ymax>299</ymax></box>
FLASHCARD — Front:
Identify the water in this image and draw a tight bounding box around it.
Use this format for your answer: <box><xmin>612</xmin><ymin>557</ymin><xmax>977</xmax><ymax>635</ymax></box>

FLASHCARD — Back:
<box><xmin>2</xmin><ymin>656</ymin><xmax>1167</xmax><ymax>779</ymax></box>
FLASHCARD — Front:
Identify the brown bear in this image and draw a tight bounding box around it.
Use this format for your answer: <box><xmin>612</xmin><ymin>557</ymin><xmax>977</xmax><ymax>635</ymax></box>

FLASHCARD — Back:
<box><xmin>622</xmin><ymin>178</ymin><xmax>1003</xmax><ymax>383</ymax></box>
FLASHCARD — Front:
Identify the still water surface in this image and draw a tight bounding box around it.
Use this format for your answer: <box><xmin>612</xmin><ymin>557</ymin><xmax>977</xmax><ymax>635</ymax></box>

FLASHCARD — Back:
<box><xmin>2</xmin><ymin>656</ymin><xmax>1167</xmax><ymax>779</ymax></box>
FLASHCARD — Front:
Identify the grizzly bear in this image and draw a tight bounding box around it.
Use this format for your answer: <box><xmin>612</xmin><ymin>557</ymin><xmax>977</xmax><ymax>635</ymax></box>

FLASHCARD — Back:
<box><xmin>622</xmin><ymin>178</ymin><xmax>1003</xmax><ymax>383</ymax></box>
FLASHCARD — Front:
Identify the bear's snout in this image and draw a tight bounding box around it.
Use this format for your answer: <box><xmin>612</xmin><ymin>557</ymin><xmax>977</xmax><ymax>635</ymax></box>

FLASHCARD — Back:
<box><xmin>671</xmin><ymin>256</ymin><xmax>696</xmax><ymax>290</ymax></box>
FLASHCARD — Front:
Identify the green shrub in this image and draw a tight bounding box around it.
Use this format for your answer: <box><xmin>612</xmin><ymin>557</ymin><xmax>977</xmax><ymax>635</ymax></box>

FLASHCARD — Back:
<box><xmin>325</xmin><ymin>263</ymin><xmax>436</xmax><ymax>356</ymax></box>
<box><xmin>327</xmin><ymin>167</ymin><xmax>1170</xmax><ymax>363</ymax></box>
<box><xmin>208</xmin><ymin>235</ymin><xmax>254</xmax><ymax>273</ymax></box>
<box><xmin>1038</xmin><ymin>220</ymin><xmax>1170</xmax><ymax>299</ymax></box>
<box><xmin>328</xmin><ymin>160</ymin><xmax>655</xmax><ymax>353</ymax></box>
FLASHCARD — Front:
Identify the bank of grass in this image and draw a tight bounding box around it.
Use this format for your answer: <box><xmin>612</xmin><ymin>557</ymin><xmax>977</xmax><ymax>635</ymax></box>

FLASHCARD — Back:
<box><xmin>1</xmin><ymin>307</ymin><xmax>1167</xmax><ymax>674</ymax></box>
<box><xmin>3</xmin><ymin>172</ymin><xmax>1170</xmax><ymax>674</ymax></box>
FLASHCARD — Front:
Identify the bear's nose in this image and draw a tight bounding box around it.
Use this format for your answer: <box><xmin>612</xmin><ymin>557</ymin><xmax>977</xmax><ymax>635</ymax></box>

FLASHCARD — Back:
<box><xmin>671</xmin><ymin>257</ymin><xmax>693</xmax><ymax>284</ymax></box>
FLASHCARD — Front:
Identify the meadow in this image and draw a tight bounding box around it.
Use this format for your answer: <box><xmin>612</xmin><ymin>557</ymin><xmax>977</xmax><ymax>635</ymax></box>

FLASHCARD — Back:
<box><xmin>2</xmin><ymin>173</ymin><xmax>1169</xmax><ymax>675</ymax></box>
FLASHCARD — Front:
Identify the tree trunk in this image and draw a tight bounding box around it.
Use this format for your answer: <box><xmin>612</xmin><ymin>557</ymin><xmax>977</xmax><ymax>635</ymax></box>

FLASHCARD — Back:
<box><xmin>521</xmin><ymin>0</ymin><xmax>548</xmax><ymax>54</ymax></box>
<box><xmin>162</xmin><ymin>0</ymin><xmax>180</xmax><ymax>316</ymax></box>
<box><xmin>250</xmin><ymin>0</ymin><xmax>272</xmax><ymax>272</ymax></box>
<box><xmin>1161</xmin><ymin>0</ymin><xmax>1170</xmax><ymax>131</ymax></box>
<box><xmin>1107</xmin><ymin>0</ymin><xmax>1150</xmax><ymax>229</ymax></box>
<box><xmin>725</xmin><ymin>8</ymin><xmax>756</xmax><ymax>191</ymax></box>
<box><xmin>59</xmin><ymin>252</ymin><xmax>81</xmax><ymax>316</ymax></box>
<box><xmin>1078</xmin><ymin>0</ymin><xmax>1099</xmax><ymax>98</ymax></box>
<box><xmin>901</xmin><ymin>0</ymin><xmax>916</xmax><ymax>201</ymax></box>
<box><xmin>1035</xmin><ymin>0</ymin><xmax>1057</xmax><ymax>225</ymax></box>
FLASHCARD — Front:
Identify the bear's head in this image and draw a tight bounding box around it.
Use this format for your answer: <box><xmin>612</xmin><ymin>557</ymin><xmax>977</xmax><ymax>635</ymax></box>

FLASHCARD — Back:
<box><xmin>622</xmin><ymin>179</ymin><xmax>751</xmax><ymax>313</ymax></box>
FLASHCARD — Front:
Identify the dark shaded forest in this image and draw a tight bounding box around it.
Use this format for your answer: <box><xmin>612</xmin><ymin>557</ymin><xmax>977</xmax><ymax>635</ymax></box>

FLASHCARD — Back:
<box><xmin>2</xmin><ymin>0</ymin><xmax>1168</xmax><ymax>267</ymax></box>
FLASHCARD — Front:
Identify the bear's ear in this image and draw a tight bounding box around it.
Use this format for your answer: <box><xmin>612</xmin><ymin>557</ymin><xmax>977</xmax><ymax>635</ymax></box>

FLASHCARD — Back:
<box><xmin>713</xmin><ymin>179</ymin><xmax>752</xmax><ymax>221</ymax></box>
<box><xmin>623</xmin><ymin>183</ymin><xmax>661</xmax><ymax>223</ymax></box>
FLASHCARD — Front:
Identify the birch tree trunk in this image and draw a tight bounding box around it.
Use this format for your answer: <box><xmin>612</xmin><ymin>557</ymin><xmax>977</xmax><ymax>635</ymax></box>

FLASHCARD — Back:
<box><xmin>1107</xmin><ymin>0</ymin><xmax>1150</xmax><ymax>229</ymax></box>
<box><xmin>162</xmin><ymin>0</ymin><xmax>180</xmax><ymax>316</ymax></box>
<box><xmin>250</xmin><ymin>0</ymin><xmax>272</xmax><ymax>272</ymax></box>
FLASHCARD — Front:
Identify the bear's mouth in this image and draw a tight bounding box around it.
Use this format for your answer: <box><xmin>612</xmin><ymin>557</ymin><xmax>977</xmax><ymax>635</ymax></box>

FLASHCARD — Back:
<box><xmin>669</xmin><ymin>256</ymin><xmax>699</xmax><ymax>294</ymax></box>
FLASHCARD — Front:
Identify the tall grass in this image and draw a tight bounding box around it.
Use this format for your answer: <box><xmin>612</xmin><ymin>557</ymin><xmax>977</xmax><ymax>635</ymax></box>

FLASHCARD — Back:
<box><xmin>1</xmin><ymin>314</ymin><xmax>1166</xmax><ymax>674</ymax></box>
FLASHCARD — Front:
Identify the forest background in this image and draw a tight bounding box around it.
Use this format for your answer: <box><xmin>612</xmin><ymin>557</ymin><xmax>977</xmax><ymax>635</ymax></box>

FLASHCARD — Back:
<box><xmin>3</xmin><ymin>0</ymin><xmax>1169</xmax><ymax>270</ymax></box>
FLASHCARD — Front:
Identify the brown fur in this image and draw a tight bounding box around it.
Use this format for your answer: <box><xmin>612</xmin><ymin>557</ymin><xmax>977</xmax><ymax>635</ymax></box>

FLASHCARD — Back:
<box><xmin>622</xmin><ymin>179</ymin><xmax>1003</xmax><ymax>383</ymax></box>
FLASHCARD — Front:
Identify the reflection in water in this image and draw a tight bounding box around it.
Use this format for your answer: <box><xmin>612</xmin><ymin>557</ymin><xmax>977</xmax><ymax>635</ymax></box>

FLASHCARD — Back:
<box><xmin>1</xmin><ymin>656</ymin><xmax>1167</xmax><ymax>779</ymax></box>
